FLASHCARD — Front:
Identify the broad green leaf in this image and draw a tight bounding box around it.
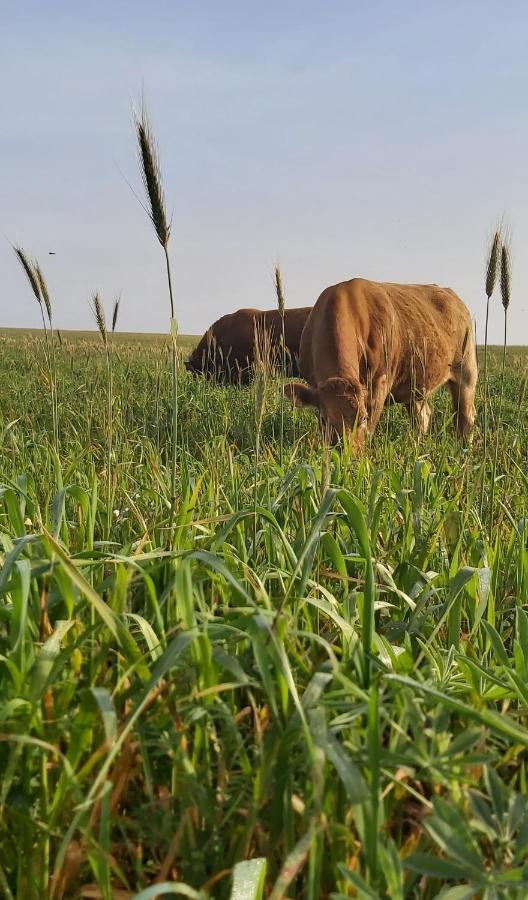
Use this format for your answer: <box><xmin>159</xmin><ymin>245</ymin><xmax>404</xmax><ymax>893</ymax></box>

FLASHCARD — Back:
<box><xmin>89</xmin><ymin>688</ymin><xmax>117</xmax><ymax>744</ymax></box>
<box><xmin>230</xmin><ymin>858</ymin><xmax>267</xmax><ymax>900</ymax></box>
<box><xmin>42</xmin><ymin>529</ymin><xmax>149</xmax><ymax>680</ymax></box>
<box><xmin>132</xmin><ymin>883</ymin><xmax>203</xmax><ymax>899</ymax></box>
<box><xmin>269</xmin><ymin>827</ymin><xmax>317</xmax><ymax>900</ymax></box>
<box><xmin>28</xmin><ymin>619</ymin><xmax>74</xmax><ymax>702</ymax></box>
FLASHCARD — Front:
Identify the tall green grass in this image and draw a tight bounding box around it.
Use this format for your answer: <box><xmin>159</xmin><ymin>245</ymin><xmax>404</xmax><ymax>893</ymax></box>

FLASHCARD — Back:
<box><xmin>0</xmin><ymin>332</ymin><xmax>526</xmax><ymax>898</ymax></box>
<box><xmin>134</xmin><ymin>101</ymin><xmax>179</xmax><ymax>538</ymax></box>
<box><xmin>482</xmin><ymin>228</ymin><xmax>501</xmax><ymax>489</ymax></box>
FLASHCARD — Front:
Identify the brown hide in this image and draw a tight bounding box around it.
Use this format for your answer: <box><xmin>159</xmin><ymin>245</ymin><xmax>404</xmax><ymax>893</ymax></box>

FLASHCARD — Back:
<box><xmin>186</xmin><ymin>307</ymin><xmax>311</xmax><ymax>383</ymax></box>
<box><xmin>286</xmin><ymin>278</ymin><xmax>477</xmax><ymax>444</ymax></box>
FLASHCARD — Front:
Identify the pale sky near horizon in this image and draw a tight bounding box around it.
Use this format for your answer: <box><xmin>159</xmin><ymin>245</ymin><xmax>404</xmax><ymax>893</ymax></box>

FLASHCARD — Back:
<box><xmin>1</xmin><ymin>1</ymin><xmax>527</xmax><ymax>342</ymax></box>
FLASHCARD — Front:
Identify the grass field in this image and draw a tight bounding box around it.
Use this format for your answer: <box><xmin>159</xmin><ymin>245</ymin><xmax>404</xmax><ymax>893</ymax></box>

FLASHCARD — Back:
<box><xmin>0</xmin><ymin>328</ymin><xmax>527</xmax><ymax>899</ymax></box>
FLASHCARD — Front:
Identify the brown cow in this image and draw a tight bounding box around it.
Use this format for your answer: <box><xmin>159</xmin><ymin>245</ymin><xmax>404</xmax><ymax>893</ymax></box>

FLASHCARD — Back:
<box><xmin>285</xmin><ymin>278</ymin><xmax>477</xmax><ymax>444</ymax></box>
<box><xmin>185</xmin><ymin>307</ymin><xmax>311</xmax><ymax>383</ymax></box>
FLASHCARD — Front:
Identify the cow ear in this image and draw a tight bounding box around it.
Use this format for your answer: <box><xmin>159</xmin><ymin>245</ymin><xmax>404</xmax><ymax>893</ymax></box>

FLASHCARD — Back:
<box><xmin>284</xmin><ymin>382</ymin><xmax>320</xmax><ymax>409</ymax></box>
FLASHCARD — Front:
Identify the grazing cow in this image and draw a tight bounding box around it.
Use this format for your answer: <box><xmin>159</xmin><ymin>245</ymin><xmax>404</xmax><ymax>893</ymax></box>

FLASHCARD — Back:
<box><xmin>185</xmin><ymin>307</ymin><xmax>311</xmax><ymax>383</ymax></box>
<box><xmin>285</xmin><ymin>278</ymin><xmax>477</xmax><ymax>444</ymax></box>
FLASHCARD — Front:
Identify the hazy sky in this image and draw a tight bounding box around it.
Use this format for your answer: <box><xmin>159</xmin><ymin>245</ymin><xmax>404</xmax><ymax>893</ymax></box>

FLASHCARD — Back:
<box><xmin>2</xmin><ymin>1</ymin><xmax>527</xmax><ymax>341</ymax></box>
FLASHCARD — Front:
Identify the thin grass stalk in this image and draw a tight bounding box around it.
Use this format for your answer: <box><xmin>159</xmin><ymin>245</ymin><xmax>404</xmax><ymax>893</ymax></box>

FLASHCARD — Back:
<box><xmin>91</xmin><ymin>294</ymin><xmax>113</xmax><ymax>541</ymax></box>
<box><xmin>490</xmin><ymin>243</ymin><xmax>510</xmax><ymax>537</ymax></box>
<box><xmin>253</xmin><ymin>373</ymin><xmax>266</xmax><ymax>549</ymax></box>
<box><xmin>365</xmin><ymin>679</ymin><xmax>380</xmax><ymax>886</ymax></box>
<box><xmin>134</xmin><ymin>101</ymin><xmax>178</xmax><ymax>538</ymax></box>
<box><xmin>165</xmin><ymin>245</ymin><xmax>179</xmax><ymax>530</ymax></box>
<box><xmin>38</xmin><ymin>750</ymin><xmax>50</xmax><ymax>896</ymax></box>
<box><xmin>0</xmin><ymin>865</ymin><xmax>14</xmax><ymax>900</ymax></box>
<box><xmin>106</xmin><ymin>350</ymin><xmax>113</xmax><ymax>542</ymax></box>
<box><xmin>481</xmin><ymin>228</ymin><xmax>501</xmax><ymax>517</ymax></box>
<box><xmin>35</xmin><ymin>262</ymin><xmax>59</xmax><ymax>455</ymax></box>
<box><xmin>253</xmin><ymin>322</ymin><xmax>267</xmax><ymax>548</ymax></box>
<box><xmin>274</xmin><ymin>265</ymin><xmax>286</xmax><ymax>467</ymax></box>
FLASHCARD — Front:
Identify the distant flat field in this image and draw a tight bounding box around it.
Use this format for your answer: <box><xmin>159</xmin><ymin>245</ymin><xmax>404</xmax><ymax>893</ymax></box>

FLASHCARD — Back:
<box><xmin>0</xmin><ymin>327</ymin><xmax>200</xmax><ymax>349</ymax></box>
<box><xmin>0</xmin><ymin>328</ymin><xmax>526</xmax><ymax>360</ymax></box>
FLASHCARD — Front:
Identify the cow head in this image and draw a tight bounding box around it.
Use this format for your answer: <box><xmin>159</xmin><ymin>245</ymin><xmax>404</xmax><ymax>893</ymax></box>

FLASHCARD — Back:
<box><xmin>285</xmin><ymin>376</ymin><xmax>368</xmax><ymax>446</ymax></box>
<box><xmin>185</xmin><ymin>350</ymin><xmax>201</xmax><ymax>374</ymax></box>
<box><xmin>185</xmin><ymin>330</ymin><xmax>220</xmax><ymax>379</ymax></box>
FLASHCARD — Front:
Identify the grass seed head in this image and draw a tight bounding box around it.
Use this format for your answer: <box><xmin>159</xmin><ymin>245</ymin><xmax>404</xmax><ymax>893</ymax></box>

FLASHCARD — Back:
<box><xmin>14</xmin><ymin>246</ymin><xmax>42</xmax><ymax>307</ymax></box>
<box><xmin>134</xmin><ymin>103</ymin><xmax>170</xmax><ymax>249</ymax></box>
<box><xmin>485</xmin><ymin>228</ymin><xmax>501</xmax><ymax>300</ymax></box>
<box><xmin>274</xmin><ymin>264</ymin><xmax>286</xmax><ymax>318</ymax></box>
<box><xmin>500</xmin><ymin>243</ymin><xmax>511</xmax><ymax>311</ymax></box>
<box><xmin>34</xmin><ymin>262</ymin><xmax>52</xmax><ymax>324</ymax></box>
<box><xmin>112</xmin><ymin>294</ymin><xmax>121</xmax><ymax>333</ymax></box>
<box><xmin>91</xmin><ymin>293</ymin><xmax>107</xmax><ymax>346</ymax></box>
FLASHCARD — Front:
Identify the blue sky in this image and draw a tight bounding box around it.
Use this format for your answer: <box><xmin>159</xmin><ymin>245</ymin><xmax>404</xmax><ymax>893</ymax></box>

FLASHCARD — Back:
<box><xmin>2</xmin><ymin>1</ymin><xmax>527</xmax><ymax>341</ymax></box>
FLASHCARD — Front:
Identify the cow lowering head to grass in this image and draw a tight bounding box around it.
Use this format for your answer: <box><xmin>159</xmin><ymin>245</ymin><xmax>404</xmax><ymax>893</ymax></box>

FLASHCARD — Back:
<box><xmin>285</xmin><ymin>278</ymin><xmax>477</xmax><ymax>446</ymax></box>
<box><xmin>185</xmin><ymin>307</ymin><xmax>312</xmax><ymax>384</ymax></box>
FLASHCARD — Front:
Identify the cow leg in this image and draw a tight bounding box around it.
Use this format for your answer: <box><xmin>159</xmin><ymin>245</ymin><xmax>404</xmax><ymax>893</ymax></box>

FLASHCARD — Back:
<box><xmin>366</xmin><ymin>374</ymin><xmax>389</xmax><ymax>433</ymax></box>
<box><xmin>447</xmin><ymin>379</ymin><xmax>476</xmax><ymax>437</ymax></box>
<box><xmin>448</xmin><ymin>331</ymin><xmax>478</xmax><ymax>437</ymax></box>
<box><xmin>406</xmin><ymin>398</ymin><xmax>432</xmax><ymax>435</ymax></box>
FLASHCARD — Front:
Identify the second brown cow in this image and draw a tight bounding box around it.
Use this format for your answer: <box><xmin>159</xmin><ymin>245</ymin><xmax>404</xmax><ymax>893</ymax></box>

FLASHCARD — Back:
<box><xmin>186</xmin><ymin>307</ymin><xmax>311</xmax><ymax>383</ymax></box>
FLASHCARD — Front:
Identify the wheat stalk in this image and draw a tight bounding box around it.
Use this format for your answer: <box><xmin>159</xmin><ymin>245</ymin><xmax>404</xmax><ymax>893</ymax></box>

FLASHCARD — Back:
<box><xmin>14</xmin><ymin>246</ymin><xmax>58</xmax><ymax>451</ymax></box>
<box><xmin>480</xmin><ymin>226</ymin><xmax>502</xmax><ymax>518</ymax></box>
<box><xmin>274</xmin><ymin>263</ymin><xmax>287</xmax><ymax>466</ymax></box>
<box><xmin>134</xmin><ymin>98</ymin><xmax>178</xmax><ymax>537</ymax></box>
<box><xmin>252</xmin><ymin>369</ymin><xmax>266</xmax><ymax>549</ymax></box>
<box><xmin>254</xmin><ymin>369</ymin><xmax>266</xmax><ymax>437</ymax></box>
<box><xmin>490</xmin><ymin>236</ymin><xmax>512</xmax><ymax>535</ymax></box>
<box><xmin>252</xmin><ymin>320</ymin><xmax>268</xmax><ymax>548</ymax></box>
<box><xmin>91</xmin><ymin>293</ymin><xmax>114</xmax><ymax>539</ymax></box>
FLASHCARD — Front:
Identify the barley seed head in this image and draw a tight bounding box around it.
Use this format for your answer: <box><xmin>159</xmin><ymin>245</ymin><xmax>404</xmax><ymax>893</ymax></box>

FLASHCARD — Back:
<box><xmin>14</xmin><ymin>246</ymin><xmax>42</xmax><ymax>307</ymax></box>
<box><xmin>91</xmin><ymin>293</ymin><xmax>107</xmax><ymax>346</ymax></box>
<box><xmin>134</xmin><ymin>102</ymin><xmax>170</xmax><ymax>249</ymax></box>
<box><xmin>485</xmin><ymin>228</ymin><xmax>501</xmax><ymax>300</ymax></box>
<box><xmin>500</xmin><ymin>243</ymin><xmax>511</xmax><ymax>311</ymax></box>
<box><xmin>34</xmin><ymin>262</ymin><xmax>52</xmax><ymax>324</ymax></box>
<box><xmin>274</xmin><ymin>264</ymin><xmax>286</xmax><ymax>317</ymax></box>
<box><xmin>112</xmin><ymin>294</ymin><xmax>121</xmax><ymax>333</ymax></box>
